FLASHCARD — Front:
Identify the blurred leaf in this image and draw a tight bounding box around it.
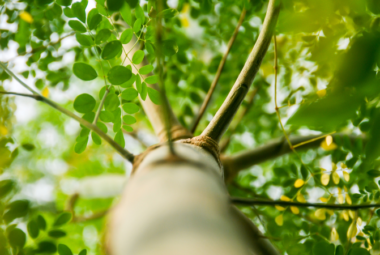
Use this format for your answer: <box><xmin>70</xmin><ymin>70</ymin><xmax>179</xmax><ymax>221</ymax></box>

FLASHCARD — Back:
<box><xmin>73</xmin><ymin>63</ymin><xmax>97</xmax><ymax>81</ymax></box>
<box><xmin>53</xmin><ymin>212</ymin><xmax>72</xmax><ymax>227</ymax></box>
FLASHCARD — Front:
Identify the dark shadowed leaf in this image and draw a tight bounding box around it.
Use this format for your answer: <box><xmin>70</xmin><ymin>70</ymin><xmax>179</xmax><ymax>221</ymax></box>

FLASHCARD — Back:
<box><xmin>53</xmin><ymin>212</ymin><xmax>72</xmax><ymax>227</ymax></box>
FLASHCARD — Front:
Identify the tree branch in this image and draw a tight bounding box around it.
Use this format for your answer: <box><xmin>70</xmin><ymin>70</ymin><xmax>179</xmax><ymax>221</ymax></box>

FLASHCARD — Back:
<box><xmin>232</xmin><ymin>197</ymin><xmax>380</xmax><ymax>210</ymax></box>
<box><xmin>0</xmin><ymin>64</ymin><xmax>135</xmax><ymax>162</ymax></box>
<box><xmin>191</xmin><ymin>8</ymin><xmax>247</xmax><ymax>134</ymax></box>
<box><xmin>219</xmin><ymin>87</ymin><xmax>259</xmax><ymax>152</ymax></box>
<box><xmin>222</xmin><ymin>133</ymin><xmax>363</xmax><ymax>182</ymax></box>
<box><xmin>201</xmin><ymin>0</ymin><xmax>281</xmax><ymax>142</ymax></box>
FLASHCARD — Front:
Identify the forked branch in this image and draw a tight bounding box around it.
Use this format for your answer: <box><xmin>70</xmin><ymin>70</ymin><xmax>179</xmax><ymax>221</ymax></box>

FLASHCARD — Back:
<box><xmin>0</xmin><ymin>63</ymin><xmax>135</xmax><ymax>163</ymax></box>
<box><xmin>191</xmin><ymin>8</ymin><xmax>247</xmax><ymax>134</ymax></box>
<box><xmin>201</xmin><ymin>0</ymin><xmax>281</xmax><ymax>142</ymax></box>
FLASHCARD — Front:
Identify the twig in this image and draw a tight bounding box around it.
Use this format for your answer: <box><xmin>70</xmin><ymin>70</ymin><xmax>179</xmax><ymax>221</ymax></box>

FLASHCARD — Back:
<box><xmin>201</xmin><ymin>0</ymin><xmax>280</xmax><ymax>142</ymax></box>
<box><xmin>222</xmin><ymin>133</ymin><xmax>363</xmax><ymax>182</ymax></box>
<box><xmin>0</xmin><ymin>65</ymin><xmax>135</xmax><ymax>162</ymax></box>
<box><xmin>191</xmin><ymin>8</ymin><xmax>247</xmax><ymax>134</ymax></box>
<box><xmin>219</xmin><ymin>87</ymin><xmax>259</xmax><ymax>152</ymax></box>
<box><xmin>66</xmin><ymin>193</ymin><xmax>108</xmax><ymax>223</ymax></box>
<box><xmin>232</xmin><ymin>197</ymin><xmax>380</xmax><ymax>210</ymax></box>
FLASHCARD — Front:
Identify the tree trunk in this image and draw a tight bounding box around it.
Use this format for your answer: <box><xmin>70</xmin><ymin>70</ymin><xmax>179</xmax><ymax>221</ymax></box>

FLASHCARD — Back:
<box><xmin>107</xmin><ymin>143</ymin><xmax>279</xmax><ymax>255</ymax></box>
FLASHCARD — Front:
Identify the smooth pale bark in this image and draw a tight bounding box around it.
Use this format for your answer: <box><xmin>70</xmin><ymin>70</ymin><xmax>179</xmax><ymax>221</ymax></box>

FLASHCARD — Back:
<box><xmin>122</xmin><ymin>46</ymin><xmax>191</xmax><ymax>142</ymax></box>
<box><xmin>107</xmin><ymin>143</ymin><xmax>279</xmax><ymax>255</ymax></box>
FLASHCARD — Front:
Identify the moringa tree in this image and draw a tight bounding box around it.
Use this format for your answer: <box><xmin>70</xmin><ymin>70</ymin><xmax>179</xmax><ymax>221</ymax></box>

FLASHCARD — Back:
<box><xmin>1</xmin><ymin>0</ymin><xmax>380</xmax><ymax>254</ymax></box>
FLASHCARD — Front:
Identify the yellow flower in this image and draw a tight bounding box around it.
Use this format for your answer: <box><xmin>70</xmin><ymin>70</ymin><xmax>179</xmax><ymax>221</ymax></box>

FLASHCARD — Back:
<box><xmin>20</xmin><ymin>11</ymin><xmax>33</xmax><ymax>23</ymax></box>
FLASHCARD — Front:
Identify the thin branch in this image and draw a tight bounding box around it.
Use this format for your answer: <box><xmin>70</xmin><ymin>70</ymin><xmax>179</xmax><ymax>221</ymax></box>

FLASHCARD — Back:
<box><xmin>0</xmin><ymin>62</ymin><xmax>38</xmax><ymax>94</ymax></box>
<box><xmin>222</xmin><ymin>133</ymin><xmax>364</xmax><ymax>182</ymax></box>
<box><xmin>155</xmin><ymin>0</ymin><xmax>174</xmax><ymax>154</ymax></box>
<box><xmin>232</xmin><ymin>197</ymin><xmax>380</xmax><ymax>210</ymax></box>
<box><xmin>201</xmin><ymin>0</ymin><xmax>280</xmax><ymax>142</ymax></box>
<box><xmin>191</xmin><ymin>8</ymin><xmax>247</xmax><ymax>134</ymax></box>
<box><xmin>66</xmin><ymin>193</ymin><xmax>108</xmax><ymax>223</ymax></box>
<box><xmin>0</xmin><ymin>91</ymin><xmax>41</xmax><ymax>99</ymax></box>
<box><xmin>219</xmin><ymin>87</ymin><xmax>259</xmax><ymax>152</ymax></box>
<box><xmin>0</xmin><ymin>65</ymin><xmax>135</xmax><ymax>162</ymax></box>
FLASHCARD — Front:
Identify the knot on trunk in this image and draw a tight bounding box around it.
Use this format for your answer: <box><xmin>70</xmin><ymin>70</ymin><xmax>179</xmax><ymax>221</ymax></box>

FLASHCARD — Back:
<box><xmin>178</xmin><ymin>135</ymin><xmax>221</xmax><ymax>167</ymax></box>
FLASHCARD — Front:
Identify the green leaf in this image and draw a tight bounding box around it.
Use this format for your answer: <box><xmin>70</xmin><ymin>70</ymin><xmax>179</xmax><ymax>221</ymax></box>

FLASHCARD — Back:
<box><xmin>37</xmin><ymin>215</ymin><xmax>47</xmax><ymax>230</ymax></box>
<box><xmin>158</xmin><ymin>9</ymin><xmax>178</xmax><ymax>19</ymax></box>
<box><xmin>0</xmin><ymin>179</ymin><xmax>14</xmax><ymax>199</ymax></box>
<box><xmin>102</xmin><ymin>40</ymin><xmax>123</xmax><ymax>60</ymax></box>
<box><xmin>135</xmin><ymin>74</ymin><xmax>141</xmax><ymax>92</ymax></box>
<box><xmin>140</xmin><ymin>82</ymin><xmax>147</xmax><ymax>100</ymax></box>
<box><xmin>72</xmin><ymin>2</ymin><xmax>86</xmax><ymax>22</ymax></box>
<box><xmin>145</xmin><ymin>75</ymin><xmax>158</xmax><ymax>84</ymax></box>
<box><xmin>75</xmin><ymin>33</ymin><xmax>93</xmax><ymax>47</ymax></box>
<box><xmin>135</xmin><ymin>5</ymin><xmax>145</xmax><ymax>22</ymax></box>
<box><xmin>68</xmin><ymin>20</ymin><xmax>87</xmax><ymax>33</ymax></box>
<box><xmin>99</xmin><ymin>111</ymin><xmax>114</xmax><ymax>122</ymax></box>
<box><xmin>365</xmin><ymin>111</ymin><xmax>380</xmax><ymax>165</ymax></box>
<box><xmin>122</xmin><ymin>103</ymin><xmax>139</xmax><ymax>114</ymax></box>
<box><xmin>123</xmin><ymin>115</ymin><xmax>136</xmax><ymax>124</ymax></box>
<box><xmin>123</xmin><ymin>125</ymin><xmax>133</xmax><ymax>132</ymax></box>
<box><xmin>48</xmin><ymin>230</ymin><xmax>67</xmax><ymax>238</ymax></box>
<box><xmin>87</xmin><ymin>9</ymin><xmax>102</xmax><ymax>30</ymax></box>
<box><xmin>97</xmin><ymin>122</ymin><xmax>108</xmax><ymax>133</ymax></box>
<box><xmin>95</xmin><ymin>29</ymin><xmax>112</xmax><ymax>44</ymax></box>
<box><xmin>8</xmin><ymin>229</ymin><xmax>26</xmax><ymax>249</ymax></box>
<box><xmin>53</xmin><ymin>212</ymin><xmax>72</xmax><ymax>227</ymax></box>
<box><xmin>287</xmin><ymin>93</ymin><xmax>360</xmax><ymax>132</ymax></box>
<box><xmin>139</xmin><ymin>65</ymin><xmax>153</xmax><ymax>75</ymax></box>
<box><xmin>133</xmin><ymin>18</ymin><xmax>142</xmax><ymax>33</ymax></box>
<box><xmin>367</xmin><ymin>169</ymin><xmax>380</xmax><ymax>177</ymax></box>
<box><xmin>64</xmin><ymin>8</ymin><xmax>75</xmax><ymax>18</ymax></box>
<box><xmin>114</xmin><ymin>130</ymin><xmax>125</xmax><ymax>147</ymax></box>
<box><xmin>108</xmin><ymin>66</ymin><xmax>132</xmax><ymax>85</ymax></box>
<box><xmin>73</xmin><ymin>94</ymin><xmax>96</xmax><ymax>113</ymax></box>
<box><xmin>37</xmin><ymin>241</ymin><xmax>57</xmax><ymax>253</ymax></box>
<box><xmin>120</xmin><ymin>3</ymin><xmax>132</xmax><ymax>25</ymax></box>
<box><xmin>335</xmin><ymin>245</ymin><xmax>344</xmax><ymax>255</ymax></box>
<box><xmin>121</xmin><ymin>88</ymin><xmax>138</xmax><ymax>101</ymax></box>
<box><xmin>312</xmin><ymin>240</ymin><xmax>335</xmax><ymax>255</ymax></box>
<box><xmin>78</xmin><ymin>249</ymin><xmax>87</xmax><ymax>255</ymax></box>
<box><xmin>58</xmin><ymin>244</ymin><xmax>73</xmax><ymax>255</ymax></box>
<box><xmin>3</xmin><ymin>200</ymin><xmax>29</xmax><ymax>223</ymax></box>
<box><xmin>73</xmin><ymin>63</ymin><xmax>97</xmax><ymax>81</ymax></box>
<box><xmin>120</xmin><ymin>28</ymin><xmax>133</xmax><ymax>44</ymax></box>
<box><xmin>107</xmin><ymin>0</ymin><xmax>124</xmax><ymax>12</ymax></box>
<box><xmin>348</xmin><ymin>247</ymin><xmax>370</xmax><ymax>255</ymax></box>
<box><xmin>56</xmin><ymin>0</ymin><xmax>72</xmax><ymax>6</ymax></box>
<box><xmin>163</xmin><ymin>39</ymin><xmax>178</xmax><ymax>56</ymax></box>
<box><xmin>147</xmin><ymin>87</ymin><xmax>161</xmax><ymax>105</ymax></box>
<box><xmin>132</xmin><ymin>50</ymin><xmax>144</xmax><ymax>64</ymax></box>
<box><xmin>104</xmin><ymin>93</ymin><xmax>120</xmax><ymax>112</ymax></box>
<box><xmin>91</xmin><ymin>132</ymin><xmax>101</xmax><ymax>145</ymax></box>
<box><xmin>27</xmin><ymin>219</ymin><xmax>39</xmax><ymax>239</ymax></box>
